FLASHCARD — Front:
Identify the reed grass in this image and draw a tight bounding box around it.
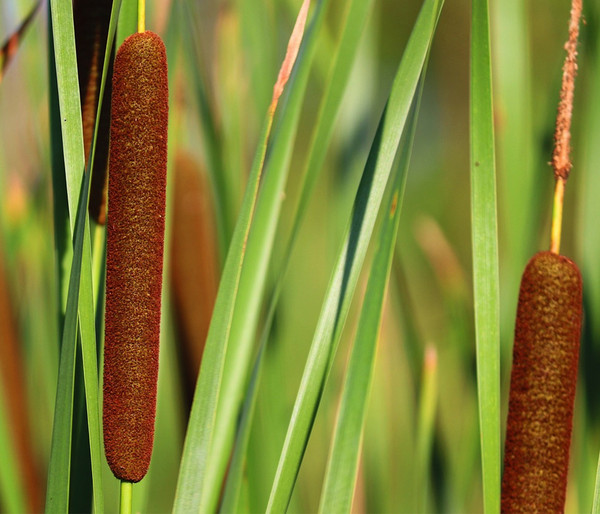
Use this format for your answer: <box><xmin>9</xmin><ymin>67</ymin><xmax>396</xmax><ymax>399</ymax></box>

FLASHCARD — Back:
<box><xmin>1</xmin><ymin>0</ymin><xmax>600</xmax><ymax>511</ymax></box>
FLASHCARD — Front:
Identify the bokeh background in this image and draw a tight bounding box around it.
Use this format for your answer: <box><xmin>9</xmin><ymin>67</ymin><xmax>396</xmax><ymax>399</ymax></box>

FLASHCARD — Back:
<box><xmin>1</xmin><ymin>0</ymin><xmax>599</xmax><ymax>511</ymax></box>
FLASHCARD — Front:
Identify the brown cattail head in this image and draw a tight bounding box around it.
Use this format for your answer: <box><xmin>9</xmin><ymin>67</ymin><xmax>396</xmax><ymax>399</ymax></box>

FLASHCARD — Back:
<box><xmin>73</xmin><ymin>0</ymin><xmax>113</xmax><ymax>224</ymax></box>
<box><xmin>103</xmin><ymin>31</ymin><xmax>168</xmax><ymax>483</ymax></box>
<box><xmin>502</xmin><ymin>251</ymin><xmax>582</xmax><ymax>512</ymax></box>
<box><xmin>170</xmin><ymin>152</ymin><xmax>219</xmax><ymax>408</ymax></box>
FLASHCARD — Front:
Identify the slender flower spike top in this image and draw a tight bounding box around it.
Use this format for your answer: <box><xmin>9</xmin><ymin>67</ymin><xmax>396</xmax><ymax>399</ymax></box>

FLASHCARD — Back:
<box><xmin>103</xmin><ymin>30</ymin><xmax>168</xmax><ymax>484</ymax></box>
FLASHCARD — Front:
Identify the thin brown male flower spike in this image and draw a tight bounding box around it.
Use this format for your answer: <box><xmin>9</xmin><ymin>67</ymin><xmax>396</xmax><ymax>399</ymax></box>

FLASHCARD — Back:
<box><xmin>103</xmin><ymin>30</ymin><xmax>168</xmax><ymax>483</ymax></box>
<box><xmin>552</xmin><ymin>0</ymin><xmax>582</xmax><ymax>181</ymax></box>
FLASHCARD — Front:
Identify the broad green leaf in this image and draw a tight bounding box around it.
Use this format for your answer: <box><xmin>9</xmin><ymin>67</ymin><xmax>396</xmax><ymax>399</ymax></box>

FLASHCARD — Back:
<box><xmin>318</xmin><ymin>67</ymin><xmax>425</xmax><ymax>514</ymax></box>
<box><xmin>218</xmin><ymin>3</ymin><xmax>376</xmax><ymax>507</ymax></box>
<box><xmin>173</xmin><ymin>2</ymin><xmax>311</xmax><ymax>511</ymax></box>
<box><xmin>266</xmin><ymin>0</ymin><xmax>444</xmax><ymax>509</ymax></box>
<box><xmin>191</xmin><ymin>0</ymin><xmax>330</xmax><ymax>510</ymax></box>
<box><xmin>470</xmin><ymin>0</ymin><xmax>500</xmax><ymax>511</ymax></box>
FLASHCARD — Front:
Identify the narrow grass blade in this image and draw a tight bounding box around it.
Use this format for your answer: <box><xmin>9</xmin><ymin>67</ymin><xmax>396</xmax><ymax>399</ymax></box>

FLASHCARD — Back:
<box><xmin>290</xmin><ymin>0</ymin><xmax>375</xmax><ymax>249</ymax></box>
<box><xmin>267</xmin><ymin>1</ymin><xmax>444</xmax><ymax>510</ymax></box>
<box><xmin>318</xmin><ymin>70</ymin><xmax>424</xmax><ymax>514</ymax></box>
<box><xmin>201</xmin><ymin>1</ymin><xmax>330</xmax><ymax>510</ymax></box>
<box><xmin>470</xmin><ymin>0</ymin><xmax>500</xmax><ymax>511</ymax></box>
<box><xmin>219</xmin><ymin>342</ymin><xmax>266</xmax><ymax>513</ymax></box>
<box><xmin>48</xmin><ymin>5</ymin><xmax>71</xmax><ymax>323</ymax></box>
<box><xmin>592</xmin><ymin>449</ymin><xmax>600</xmax><ymax>514</ymax></box>
<box><xmin>48</xmin><ymin>0</ymin><xmax>85</xmax><ymax>213</ymax></box>
<box><xmin>258</xmin><ymin>0</ymin><xmax>376</xmax><ymax>358</ymax></box>
<box><xmin>45</xmin><ymin>166</ymin><xmax>92</xmax><ymax>513</ymax></box>
<box><xmin>46</xmin><ymin>0</ymin><xmax>121</xmax><ymax>510</ymax></box>
<box><xmin>173</xmin><ymin>3</ymin><xmax>310</xmax><ymax>511</ymax></box>
<box><xmin>116</xmin><ymin>0</ymin><xmax>137</xmax><ymax>49</ymax></box>
<box><xmin>46</xmin><ymin>0</ymin><xmax>87</xmax><ymax>509</ymax></box>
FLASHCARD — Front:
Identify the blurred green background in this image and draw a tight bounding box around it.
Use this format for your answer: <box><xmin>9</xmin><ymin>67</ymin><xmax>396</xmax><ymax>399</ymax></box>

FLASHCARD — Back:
<box><xmin>0</xmin><ymin>0</ymin><xmax>599</xmax><ymax>512</ymax></box>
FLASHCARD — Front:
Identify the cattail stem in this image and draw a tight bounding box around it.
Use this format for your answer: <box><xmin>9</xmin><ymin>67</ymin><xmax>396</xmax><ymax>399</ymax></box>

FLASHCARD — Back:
<box><xmin>550</xmin><ymin>177</ymin><xmax>565</xmax><ymax>254</ymax></box>
<box><xmin>548</xmin><ymin>0</ymin><xmax>581</xmax><ymax>254</ymax></box>
<box><xmin>138</xmin><ymin>0</ymin><xmax>145</xmax><ymax>33</ymax></box>
<box><xmin>120</xmin><ymin>481</ymin><xmax>133</xmax><ymax>514</ymax></box>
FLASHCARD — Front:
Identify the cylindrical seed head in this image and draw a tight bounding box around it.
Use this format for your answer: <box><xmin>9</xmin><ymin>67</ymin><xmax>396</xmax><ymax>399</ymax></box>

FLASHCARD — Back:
<box><xmin>170</xmin><ymin>152</ymin><xmax>219</xmax><ymax>409</ymax></box>
<box><xmin>502</xmin><ymin>251</ymin><xmax>582</xmax><ymax>512</ymax></box>
<box><xmin>103</xmin><ymin>30</ymin><xmax>168</xmax><ymax>483</ymax></box>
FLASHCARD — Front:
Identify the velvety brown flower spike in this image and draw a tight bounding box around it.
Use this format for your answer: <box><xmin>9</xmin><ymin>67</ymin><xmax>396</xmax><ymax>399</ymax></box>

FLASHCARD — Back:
<box><xmin>103</xmin><ymin>30</ymin><xmax>168</xmax><ymax>483</ymax></box>
<box><xmin>501</xmin><ymin>251</ymin><xmax>582</xmax><ymax>512</ymax></box>
<box><xmin>501</xmin><ymin>0</ymin><xmax>583</xmax><ymax>510</ymax></box>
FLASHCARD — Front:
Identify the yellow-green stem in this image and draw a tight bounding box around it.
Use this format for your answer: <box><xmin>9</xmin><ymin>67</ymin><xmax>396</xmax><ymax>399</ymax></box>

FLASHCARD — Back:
<box><xmin>137</xmin><ymin>0</ymin><xmax>145</xmax><ymax>33</ymax></box>
<box><xmin>120</xmin><ymin>481</ymin><xmax>133</xmax><ymax>514</ymax></box>
<box><xmin>550</xmin><ymin>178</ymin><xmax>565</xmax><ymax>254</ymax></box>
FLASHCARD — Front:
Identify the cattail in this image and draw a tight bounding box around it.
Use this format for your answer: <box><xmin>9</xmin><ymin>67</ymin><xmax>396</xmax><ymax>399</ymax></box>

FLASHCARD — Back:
<box><xmin>73</xmin><ymin>0</ymin><xmax>113</xmax><ymax>224</ymax></box>
<box><xmin>170</xmin><ymin>152</ymin><xmax>218</xmax><ymax>409</ymax></box>
<box><xmin>103</xmin><ymin>31</ymin><xmax>168</xmax><ymax>483</ymax></box>
<box><xmin>501</xmin><ymin>251</ymin><xmax>582</xmax><ymax>512</ymax></box>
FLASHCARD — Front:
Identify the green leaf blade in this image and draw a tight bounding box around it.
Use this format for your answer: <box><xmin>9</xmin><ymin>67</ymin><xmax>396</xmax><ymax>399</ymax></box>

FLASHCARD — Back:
<box><xmin>173</xmin><ymin>4</ymin><xmax>312</xmax><ymax>511</ymax></box>
<box><xmin>470</xmin><ymin>0</ymin><xmax>500</xmax><ymax>511</ymax></box>
<box><xmin>266</xmin><ymin>1</ymin><xmax>444</xmax><ymax>509</ymax></box>
<box><xmin>319</xmin><ymin>69</ymin><xmax>425</xmax><ymax>514</ymax></box>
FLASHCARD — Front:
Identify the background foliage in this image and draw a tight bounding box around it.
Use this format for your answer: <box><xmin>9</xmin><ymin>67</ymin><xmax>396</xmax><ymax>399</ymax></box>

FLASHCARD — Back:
<box><xmin>0</xmin><ymin>0</ymin><xmax>598</xmax><ymax>511</ymax></box>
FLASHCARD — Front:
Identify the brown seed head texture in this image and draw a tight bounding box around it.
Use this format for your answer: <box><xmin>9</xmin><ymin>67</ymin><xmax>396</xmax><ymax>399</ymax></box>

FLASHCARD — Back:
<box><xmin>73</xmin><ymin>0</ymin><xmax>113</xmax><ymax>224</ymax></box>
<box><xmin>501</xmin><ymin>251</ymin><xmax>582</xmax><ymax>513</ymax></box>
<box><xmin>103</xmin><ymin>31</ymin><xmax>168</xmax><ymax>483</ymax></box>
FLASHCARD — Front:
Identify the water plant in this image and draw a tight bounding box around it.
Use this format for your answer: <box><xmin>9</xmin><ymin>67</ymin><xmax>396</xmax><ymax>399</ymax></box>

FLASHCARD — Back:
<box><xmin>2</xmin><ymin>0</ymin><xmax>600</xmax><ymax>512</ymax></box>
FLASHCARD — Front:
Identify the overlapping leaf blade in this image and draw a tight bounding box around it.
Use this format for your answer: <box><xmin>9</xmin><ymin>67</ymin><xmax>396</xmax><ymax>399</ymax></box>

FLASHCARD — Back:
<box><xmin>470</xmin><ymin>0</ymin><xmax>500</xmax><ymax>511</ymax></box>
<box><xmin>266</xmin><ymin>0</ymin><xmax>444</xmax><ymax>509</ymax></box>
